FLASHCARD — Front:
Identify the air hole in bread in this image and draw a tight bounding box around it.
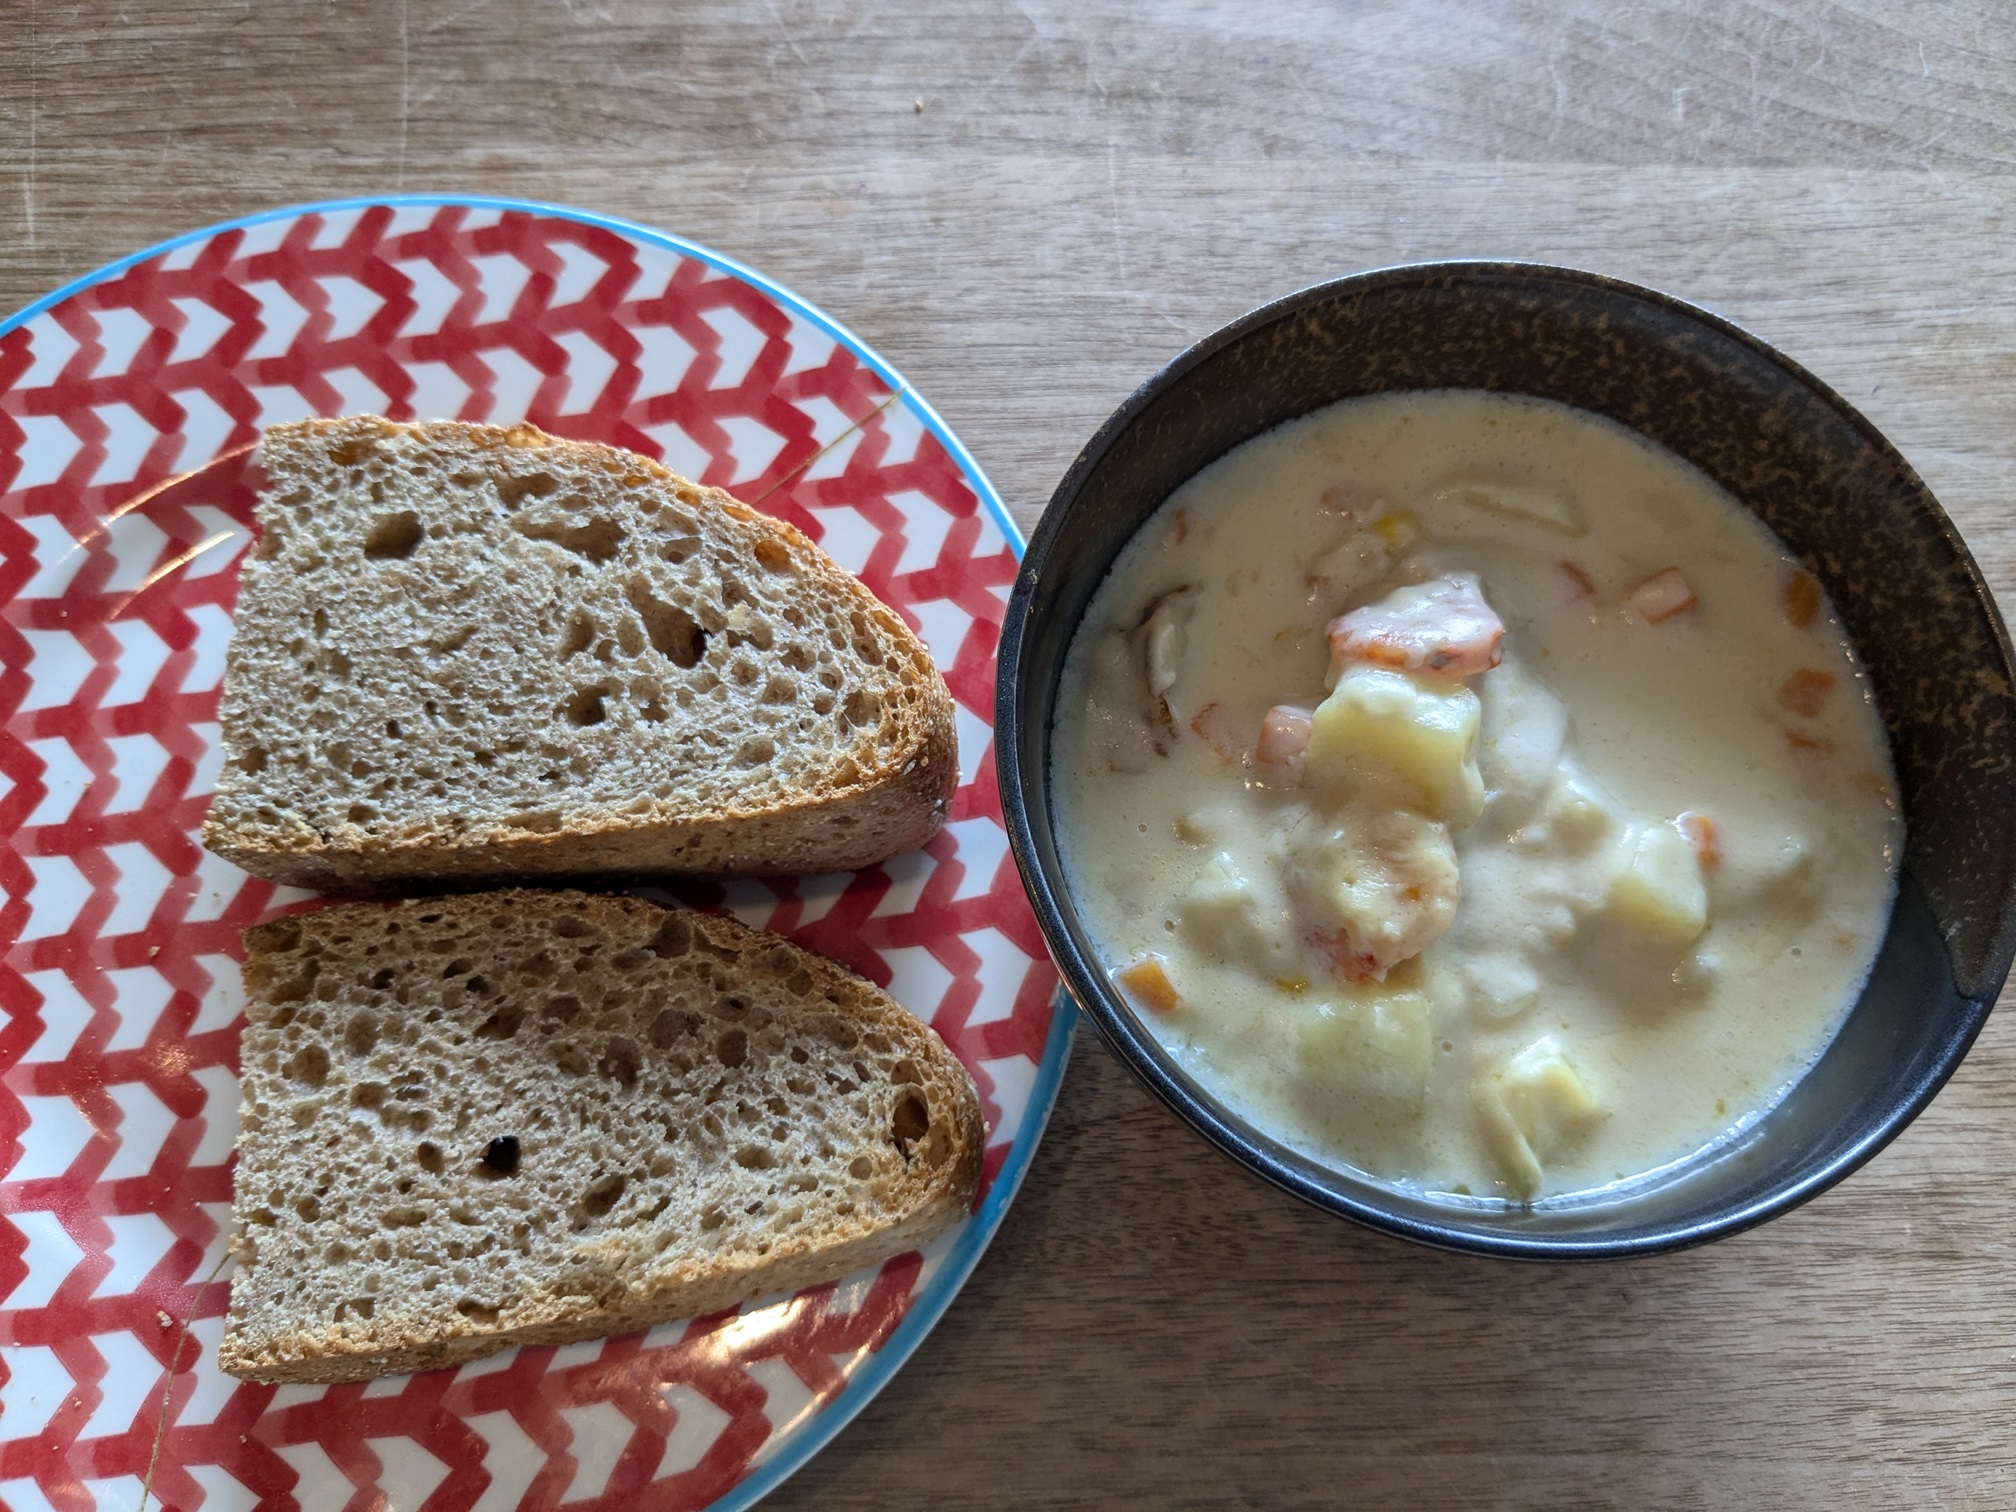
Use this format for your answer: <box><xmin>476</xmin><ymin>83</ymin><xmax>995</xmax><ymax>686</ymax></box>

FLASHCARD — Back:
<box><xmin>559</xmin><ymin>612</ymin><xmax>595</xmax><ymax>658</ymax></box>
<box><xmin>761</xmin><ymin>675</ymin><xmax>798</xmax><ymax>706</ymax></box>
<box><xmin>647</xmin><ymin>1008</ymin><xmax>694</xmax><ymax>1048</ymax></box>
<box><xmin>659</xmin><ymin>534</ymin><xmax>701</xmax><ymax>565</ymax></box>
<box><xmin>417</xmin><ymin>1142</ymin><xmax>445</xmax><ymax>1174</ymax></box>
<box><xmin>599</xmin><ymin>1037</ymin><xmax>641</xmax><ymax>1090</ymax></box>
<box><xmin>329</xmin><ymin>434</ymin><xmax>377</xmax><ymax>468</ymax></box>
<box><xmin>514</xmin><ymin>512</ymin><xmax>625</xmax><ymax>563</ymax></box>
<box><xmin>715</xmin><ymin>1028</ymin><xmax>748</xmax><ymax>1068</ymax></box>
<box><xmin>508</xmin><ymin>810</ymin><xmax>563</xmax><ymax>834</ymax></box>
<box><xmin>363</xmin><ymin>511</ymin><xmax>424</xmax><ymax>559</ymax></box>
<box><xmin>334</xmin><ymin>1296</ymin><xmax>375</xmax><ymax>1322</ymax></box>
<box><xmin>645</xmin><ymin>913</ymin><xmax>692</xmax><ymax>959</ymax></box>
<box><xmin>475</xmin><ymin>1004</ymin><xmax>525</xmax><ymax>1040</ymax></box>
<box><xmin>565</xmin><ymin>686</ymin><xmax>609</xmax><ymax>727</ymax></box>
<box><xmin>457</xmin><ymin>1299</ymin><xmax>502</xmax><ymax>1324</ymax></box>
<box><xmin>575</xmin><ymin>1173</ymin><xmax>627</xmax><ymax>1226</ymax></box>
<box><xmin>736</xmin><ymin>736</ymin><xmax>775</xmax><ymax>768</ymax></box>
<box><xmin>844</xmin><ymin>690</ymin><xmax>881</xmax><ymax>728</ymax></box>
<box><xmin>753</xmin><ymin>537</ymin><xmax>791</xmax><ymax>573</ymax></box>
<box><xmin>482</xmin><ymin>1135</ymin><xmax>521</xmax><ymax>1175</ymax></box>
<box><xmin>383</xmin><ymin>1207</ymin><xmax>426</xmax><ymax>1229</ymax></box>
<box><xmin>345</xmin><ymin>1014</ymin><xmax>382</xmax><ymax>1055</ymax></box>
<box><xmin>891</xmin><ymin>1091</ymin><xmax>930</xmax><ymax>1160</ymax></box>
<box><xmin>284</xmin><ymin>1044</ymin><xmax>330</xmax><ymax>1088</ymax></box>
<box><xmin>497</xmin><ymin>471</ymin><xmax>559</xmax><ymax>506</ymax></box>
<box><xmin>625</xmin><ymin>580</ymin><xmax>707</xmax><ymax>667</ymax></box>
<box><xmin>239</xmin><ymin>745</ymin><xmax>270</xmax><ymax>774</ymax></box>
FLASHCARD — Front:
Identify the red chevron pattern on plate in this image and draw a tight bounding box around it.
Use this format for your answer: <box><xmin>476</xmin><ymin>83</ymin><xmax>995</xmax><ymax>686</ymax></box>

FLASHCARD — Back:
<box><xmin>0</xmin><ymin>198</ymin><xmax>1069</xmax><ymax>1512</ymax></box>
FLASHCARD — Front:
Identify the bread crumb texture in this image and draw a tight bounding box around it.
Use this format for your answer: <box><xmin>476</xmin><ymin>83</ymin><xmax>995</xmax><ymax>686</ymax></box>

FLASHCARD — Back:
<box><xmin>220</xmin><ymin>890</ymin><xmax>983</xmax><ymax>1384</ymax></box>
<box><xmin>202</xmin><ymin>417</ymin><xmax>957</xmax><ymax>888</ymax></box>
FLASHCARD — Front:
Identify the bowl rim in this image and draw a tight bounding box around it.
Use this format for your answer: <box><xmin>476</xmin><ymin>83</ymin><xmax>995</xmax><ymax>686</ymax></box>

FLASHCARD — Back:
<box><xmin>996</xmin><ymin>258</ymin><xmax>2016</xmax><ymax>1260</ymax></box>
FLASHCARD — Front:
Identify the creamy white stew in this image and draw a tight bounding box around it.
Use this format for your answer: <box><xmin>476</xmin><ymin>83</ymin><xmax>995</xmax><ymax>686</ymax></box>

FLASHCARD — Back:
<box><xmin>1054</xmin><ymin>391</ymin><xmax>1901</xmax><ymax>1202</ymax></box>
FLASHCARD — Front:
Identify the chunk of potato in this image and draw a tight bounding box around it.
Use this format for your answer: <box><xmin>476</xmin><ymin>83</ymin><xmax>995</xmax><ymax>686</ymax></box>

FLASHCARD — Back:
<box><xmin>1292</xmin><ymin>988</ymin><xmax>1434</xmax><ymax>1108</ymax></box>
<box><xmin>1476</xmin><ymin>1036</ymin><xmax>1604</xmax><ymax>1199</ymax></box>
<box><xmin>1433</xmin><ymin>482</ymin><xmax>1588</xmax><ymax>537</ymax></box>
<box><xmin>1536</xmin><ymin>770</ymin><xmax>1619</xmax><ymax>853</ymax></box>
<box><xmin>1306</xmin><ymin>666</ymin><xmax>1484</xmax><ymax>825</ymax></box>
<box><xmin>1605</xmin><ymin>822</ymin><xmax>1709</xmax><ymax>946</ymax></box>
<box><xmin>1460</xmin><ymin>952</ymin><xmax>1541</xmax><ymax>1024</ymax></box>
<box><xmin>1180</xmin><ymin>851</ymin><xmax>1266</xmax><ymax>965</ymax></box>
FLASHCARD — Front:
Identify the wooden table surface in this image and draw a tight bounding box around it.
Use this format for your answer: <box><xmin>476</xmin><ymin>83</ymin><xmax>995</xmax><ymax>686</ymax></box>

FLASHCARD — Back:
<box><xmin>6</xmin><ymin>3</ymin><xmax>2014</xmax><ymax>1507</ymax></box>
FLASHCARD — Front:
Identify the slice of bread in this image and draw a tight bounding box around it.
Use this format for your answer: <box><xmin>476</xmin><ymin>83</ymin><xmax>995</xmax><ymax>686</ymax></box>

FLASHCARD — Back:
<box><xmin>219</xmin><ymin>889</ymin><xmax>984</xmax><ymax>1384</ymax></box>
<box><xmin>201</xmin><ymin>417</ymin><xmax>958</xmax><ymax>890</ymax></box>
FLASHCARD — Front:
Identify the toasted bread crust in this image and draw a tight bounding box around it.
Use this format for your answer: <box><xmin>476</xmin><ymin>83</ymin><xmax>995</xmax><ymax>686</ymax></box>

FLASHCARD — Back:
<box><xmin>220</xmin><ymin>890</ymin><xmax>984</xmax><ymax>1384</ymax></box>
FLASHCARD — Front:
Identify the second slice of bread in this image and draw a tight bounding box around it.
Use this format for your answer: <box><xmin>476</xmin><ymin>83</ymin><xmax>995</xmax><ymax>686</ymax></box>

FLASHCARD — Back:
<box><xmin>202</xmin><ymin>417</ymin><xmax>959</xmax><ymax>889</ymax></box>
<box><xmin>220</xmin><ymin>890</ymin><xmax>984</xmax><ymax>1384</ymax></box>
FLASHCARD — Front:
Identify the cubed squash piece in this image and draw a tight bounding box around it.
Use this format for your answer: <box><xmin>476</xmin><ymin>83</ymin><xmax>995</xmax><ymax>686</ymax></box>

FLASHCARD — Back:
<box><xmin>1476</xmin><ymin>1036</ymin><xmax>1604</xmax><ymax>1199</ymax></box>
<box><xmin>1291</xmin><ymin>989</ymin><xmax>1433</xmax><ymax>1108</ymax></box>
<box><xmin>1306</xmin><ymin>666</ymin><xmax>1484</xmax><ymax>825</ymax></box>
<box><xmin>1605</xmin><ymin>822</ymin><xmax>1709</xmax><ymax>946</ymax></box>
<box><xmin>1116</xmin><ymin>957</ymin><xmax>1180</xmax><ymax>1015</ymax></box>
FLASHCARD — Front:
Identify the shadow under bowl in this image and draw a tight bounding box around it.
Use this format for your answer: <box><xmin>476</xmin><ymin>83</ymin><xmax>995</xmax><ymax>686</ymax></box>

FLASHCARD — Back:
<box><xmin>996</xmin><ymin>261</ymin><xmax>2016</xmax><ymax>1259</ymax></box>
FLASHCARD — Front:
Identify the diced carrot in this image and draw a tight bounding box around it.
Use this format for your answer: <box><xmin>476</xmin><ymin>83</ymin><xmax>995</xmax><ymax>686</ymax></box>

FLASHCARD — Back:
<box><xmin>1117</xmin><ymin>957</ymin><xmax>1181</xmax><ymax>1014</ymax></box>
<box><xmin>1320</xmin><ymin>482</ymin><xmax>1379</xmax><ymax>518</ymax></box>
<box><xmin>1777</xmin><ymin>667</ymin><xmax>1837</xmax><ymax>718</ymax></box>
<box><xmin>1560</xmin><ymin>559</ymin><xmax>1598</xmax><ymax>601</ymax></box>
<box><xmin>1675</xmin><ymin>811</ymin><xmax>1722</xmax><ymax>868</ymax></box>
<box><xmin>1783</xmin><ymin>569</ymin><xmax>1822</xmax><ymax>630</ymax></box>
<box><xmin>1629</xmin><ymin>567</ymin><xmax>1697</xmax><ymax>624</ymax></box>
<box><xmin>1187</xmin><ymin>700</ymin><xmax>1248</xmax><ymax>760</ymax></box>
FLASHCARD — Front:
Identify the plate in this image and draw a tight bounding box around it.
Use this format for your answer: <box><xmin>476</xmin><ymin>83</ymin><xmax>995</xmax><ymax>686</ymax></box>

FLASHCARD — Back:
<box><xmin>0</xmin><ymin>197</ymin><xmax>1071</xmax><ymax>1511</ymax></box>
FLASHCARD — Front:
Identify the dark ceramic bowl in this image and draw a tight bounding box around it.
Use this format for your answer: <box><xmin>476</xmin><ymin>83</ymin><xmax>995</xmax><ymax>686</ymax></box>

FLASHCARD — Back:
<box><xmin>997</xmin><ymin>262</ymin><xmax>2016</xmax><ymax>1259</ymax></box>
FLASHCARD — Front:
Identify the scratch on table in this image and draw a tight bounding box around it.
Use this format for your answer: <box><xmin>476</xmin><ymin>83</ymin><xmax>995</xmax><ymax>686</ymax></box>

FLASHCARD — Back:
<box><xmin>397</xmin><ymin>0</ymin><xmax>412</xmax><ymax>188</ymax></box>
<box><xmin>764</xmin><ymin>0</ymin><xmax>812</xmax><ymax>69</ymax></box>
<box><xmin>23</xmin><ymin>0</ymin><xmax>37</xmax><ymax>247</ymax></box>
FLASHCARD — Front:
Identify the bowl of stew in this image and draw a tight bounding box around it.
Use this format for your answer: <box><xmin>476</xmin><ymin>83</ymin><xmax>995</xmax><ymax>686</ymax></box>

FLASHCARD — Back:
<box><xmin>997</xmin><ymin>262</ymin><xmax>2016</xmax><ymax>1258</ymax></box>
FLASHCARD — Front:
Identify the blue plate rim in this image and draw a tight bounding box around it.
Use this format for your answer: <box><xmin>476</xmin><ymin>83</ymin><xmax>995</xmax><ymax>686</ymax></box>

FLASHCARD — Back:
<box><xmin>0</xmin><ymin>192</ymin><xmax>1078</xmax><ymax>1511</ymax></box>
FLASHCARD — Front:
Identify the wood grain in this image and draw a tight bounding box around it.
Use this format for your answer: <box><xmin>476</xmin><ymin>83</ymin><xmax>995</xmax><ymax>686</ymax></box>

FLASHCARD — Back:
<box><xmin>4</xmin><ymin>2</ymin><xmax>2013</xmax><ymax>1507</ymax></box>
